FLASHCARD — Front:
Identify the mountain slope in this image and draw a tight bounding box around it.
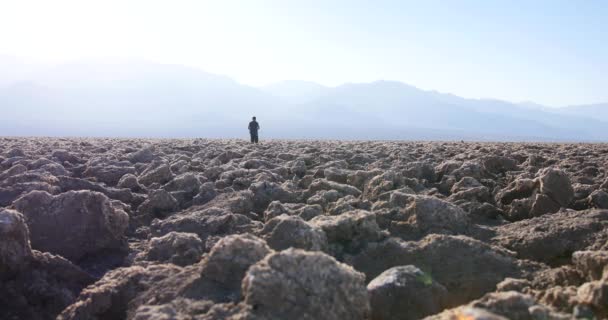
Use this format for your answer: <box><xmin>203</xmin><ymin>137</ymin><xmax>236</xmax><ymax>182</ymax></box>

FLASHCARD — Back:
<box><xmin>261</xmin><ymin>80</ymin><xmax>330</xmax><ymax>104</ymax></box>
<box><xmin>0</xmin><ymin>59</ymin><xmax>606</xmax><ymax>141</ymax></box>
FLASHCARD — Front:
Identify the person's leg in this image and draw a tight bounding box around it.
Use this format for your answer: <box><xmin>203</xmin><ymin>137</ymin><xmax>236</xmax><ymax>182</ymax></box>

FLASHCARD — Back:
<box><xmin>254</xmin><ymin>134</ymin><xmax>259</xmax><ymax>143</ymax></box>
<box><xmin>250</xmin><ymin>133</ymin><xmax>254</xmax><ymax>143</ymax></box>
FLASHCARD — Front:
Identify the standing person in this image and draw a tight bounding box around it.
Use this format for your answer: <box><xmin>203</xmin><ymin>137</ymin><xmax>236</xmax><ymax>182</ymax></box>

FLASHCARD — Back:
<box><xmin>248</xmin><ymin>116</ymin><xmax>260</xmax><ymax>143</ymax></box>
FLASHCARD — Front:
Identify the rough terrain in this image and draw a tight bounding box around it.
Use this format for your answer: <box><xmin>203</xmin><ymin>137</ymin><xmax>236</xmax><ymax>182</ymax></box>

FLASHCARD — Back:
<box><xmin>0</xmin><ymin>137</ymin><xmax>607</xmax><ymax>320</ymax></box>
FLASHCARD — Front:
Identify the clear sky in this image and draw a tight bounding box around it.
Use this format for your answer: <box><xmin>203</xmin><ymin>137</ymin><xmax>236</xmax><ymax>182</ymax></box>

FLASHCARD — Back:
<box><xmin>0</xmin><ymin>0</ymin><xmax>606</xmax><ymax>106</ymax></box>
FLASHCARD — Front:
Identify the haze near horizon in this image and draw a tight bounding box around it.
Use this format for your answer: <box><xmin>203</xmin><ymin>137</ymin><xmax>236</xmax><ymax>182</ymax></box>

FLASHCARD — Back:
<box><xmin>0</xmin><ymin>0</ymin><xmax>607</xmax><ymax>141</ymax></box>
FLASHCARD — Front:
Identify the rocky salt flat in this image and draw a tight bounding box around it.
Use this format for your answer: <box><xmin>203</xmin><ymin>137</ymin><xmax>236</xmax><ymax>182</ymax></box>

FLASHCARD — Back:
<box><xmin>1</xmin><ymin>137</ymin><xmax>607</xmax><ymax>320</ymax></box>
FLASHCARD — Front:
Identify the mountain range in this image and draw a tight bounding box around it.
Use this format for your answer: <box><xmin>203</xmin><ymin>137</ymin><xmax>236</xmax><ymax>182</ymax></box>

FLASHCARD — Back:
<box><xmin>0</xmin><ymin>56</ymin><xmax>606</xmax><ymax>141</ymax></box>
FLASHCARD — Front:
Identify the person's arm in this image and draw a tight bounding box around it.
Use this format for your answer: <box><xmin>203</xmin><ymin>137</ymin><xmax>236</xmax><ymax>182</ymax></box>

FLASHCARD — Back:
<box><xmin>257</xmin><ymin>123</ymin><xmax>260</xmax><ymax>130</ymax></box>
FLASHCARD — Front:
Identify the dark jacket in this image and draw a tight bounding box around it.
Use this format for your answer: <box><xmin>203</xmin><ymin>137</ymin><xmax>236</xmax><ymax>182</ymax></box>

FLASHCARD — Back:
<box><xmin>248</xmin><ymin>120</ymin><xmax>260</xmax><ymax>133</ymax></box>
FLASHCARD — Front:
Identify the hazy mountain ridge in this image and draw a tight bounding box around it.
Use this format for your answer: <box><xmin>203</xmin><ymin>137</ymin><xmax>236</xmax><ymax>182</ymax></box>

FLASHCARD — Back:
<box><xmin>0</xmin><ymin>57</ymin><xmax>606</xmax><ymax>141</ymax></box>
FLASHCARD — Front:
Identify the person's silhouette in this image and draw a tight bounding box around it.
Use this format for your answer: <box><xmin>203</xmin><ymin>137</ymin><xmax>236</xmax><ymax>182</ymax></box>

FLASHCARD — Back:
<box><xmin>248</xmin><ymin>116</ymin><xmax>260</xmax><ymax>143</ymax></box>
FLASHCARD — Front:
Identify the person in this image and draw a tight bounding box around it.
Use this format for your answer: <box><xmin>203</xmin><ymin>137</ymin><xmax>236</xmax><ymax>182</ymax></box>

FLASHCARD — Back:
<box><xmin>248</xmin><ymin>116</ymin><xmax>260</xmax><ymax>143</ymax></box>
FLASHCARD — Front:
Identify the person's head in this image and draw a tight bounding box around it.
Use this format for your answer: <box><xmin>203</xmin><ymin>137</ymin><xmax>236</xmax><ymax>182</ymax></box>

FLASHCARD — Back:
<box><xmin>252</xmin><ymin>116</ymin><xmax>256</xmax><ymax>120</ymax></box>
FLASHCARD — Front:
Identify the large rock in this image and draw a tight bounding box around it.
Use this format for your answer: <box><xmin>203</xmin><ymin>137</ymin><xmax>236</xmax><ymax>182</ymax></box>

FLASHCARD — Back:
<box><xmin>494</xmin><ymin>209</ymin><xmax>608</xmax><ymax>265</ymax></box>
<box><xmin>572</xmin><ymin>250</ymin><xmax>608</xmax><ymax>281</ymax></box>
<box><xmin>310</xmin><ymin>210</ymin><xmax>385</xmax><ymax>257</ymax></box>
<box><xmin>135</xmin><ymin>232</ymin><xmax>204</xmax><ymax>266</ymax></box>
<box><xmin>249</xmin><ymin>181</ymin><xmax>294</xmax><ymax>212</ymax></box>
<box><xmin>367</xmin><ymin>265</ymin><xmax>448</xmax><ymax>320</ymax></box>
<box><xmin>538</xmin><ymin>167</ymin><xmax>574</xmax><ymax>207</ymax></box>
<box><xmin>588</xmin><ymin>190</ymin><xmax>608</xmax><ymax>209</ymax></box>
<box><xmin>138</xmin><ymin>163</ymin><xmax>174</xmax><ymax>186</ymax></box>
<box><xmin>130</xmin><ymin>234</ymin><xmax>272</xmax><ymax>311</ymax></box>
<box><xmin>150</xmin><ymin>207</ymin><xmax>263</xmax><ymax>250</ymax></box>
<box><xmin>137</xmin><ymin>189</ymin><xmax>179</xmax><ymax>218</ymax></box>
<box><xmin>179</xmin><ymin>234</ymin><xmax>272</xmax><ymax>302</ymax></box>
<box><xmin>377</xmin><ymin>194</ymin><xmax>470</xmax><ymax>240</ymax></box>
<box><xmin>58</xmin><ymin>264</ymin><xmax>180</xmax><ymax>320</ymax></box>
<box><xmin>577</xmin><ymin>280</ymin><xmax>608</xmax><ymax>318</ymax></box>
<box><xmin>3</xmin><ymin>250</ymin><xmax>95</xmax><ymax>320</ymax></box>
<box><xmin>482</xmin><ymin>156</ymin><xmax>518</xmax><ymax>174</ymax></box>
<box><xmin>127</xmin><ymin>147</ymin><xmax>157</xmax><ymax>164</ymax></box>
<box><xmin>117</xmin><ymin>173</ymin><xmax>144</xmax><ymax>192</ymax></box>
<box><xmin>83</xmin><ymin>165</ymin><xmax>136</xmax><ymax>186</ymax></box>
<box><xmin>242</xmin><ymin>249</ymin><xmax>370</xmax><ymax>320</ymax></box>
<box><xmin>425</xmin><ymin>291</ymin><xmax>570</xmax><ymax>320</ymax></box>
<box><xmin>261</xmin><ymin>214</ymin><xmax>327</xmax><ymax>251</ymax></box>
<box><xmin>13</xmin><ymin>190</ymin><xmax>129</xmax><ymax>262</ymax></box>
<box><xmin>347</xmin><ymin>234</ymin><xmax>537</xmax><ymax>306</ymax></box>
<box><xmin>0</xmin><ymin>208</ymin><xmax>32</xmax><ymax>273</ymax></box>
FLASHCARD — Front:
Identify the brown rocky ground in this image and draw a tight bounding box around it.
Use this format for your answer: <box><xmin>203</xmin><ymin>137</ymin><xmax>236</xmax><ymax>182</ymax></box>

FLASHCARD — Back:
<box><xmin>0</xmin><ymin>137</ymin><xmax>607</xmax><ymax>320</ymax></box>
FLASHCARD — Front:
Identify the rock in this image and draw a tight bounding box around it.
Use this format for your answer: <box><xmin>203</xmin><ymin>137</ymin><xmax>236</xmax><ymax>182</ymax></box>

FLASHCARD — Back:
<box><xmin>468</xmin><ymin>291</ymin><xmax>543</xmax><ymax>320</ymax></box>
<box><xmin>128</xmin><ymin>147</ymin><xmax>157</xmax><ymax>164</ymax></box>
<box><xmin>249</xmin><ymin>181</ymin><xmax>294</xmax><ymax>212</ymax></box>
<box><xmin>482</xmin><ymin>156</ymin><xmax>518</xmax><ymax>174</ymax></box>
<box><xmin>452</xmin><ymin>161</ymin><xmax>485</xmax><ymax>181</ymax></box>
<box><xmin>242</xmin><ymin>249</ymin><xmax>370</xmax><ymax>320</ymax></box>
<box><xmin>137</xmin><ymin>189</ymin><xmax>179</xmax><ymax>218</ymax></box>
<box><xmin>58</xmin><ymin>264</ymin><xmax>180</xmax><ymax>320</ymax></box>
<box><xmin>192</xmin><ymin>182</ymin><xmax>217</xmax><ymax>206</ymax></box>
<box><xmin>289</xmin><ymin>159</ymin><xmax>307</xmax><ymax>178</ymax></box>
<box><xmin>451</xmin><ymin>176</ymin><xmax>483</xmax><ymax>193</ymax></box>
<box><xmin>6</xmin><ymin>148</ymin><xmax>25</xmax><ymax>158</ymax></box>
<box><xmin>347</xmin><ymin>234</ymin><xmax>536</xmax><ymax>306</ymax></box>
<box><xmin>572</xmin><ymin>251</ymin><xmax>608</xmax><ymax>281</ymax></box>
<box><xmin>0</xmin><ymin>208</ymin><xmax>32</xmax><ymax>273</ymax></box>
<box><xmin>377</xmin><ymin>194</ymin><xmax>470</xmax><ymax>240</ymax></box>
<box><xmin>163</xmin><ymin>173</ymin><xmax>201</xmax><ymax>194</ymax></box>
<box><xmin>347</xmin><ymin>169</ymin><xmax>383</xmax><ymax>190</ymax></box>
<box><xmin>39</xmin><ymin>162</ymin><xmax>69</xmax><ymax>176</ymax></box>
<box><xmin>138</xmin><ymin>163</ymin><xmax>174</xmax><ymax>186</ymax></box>
<box><xmin>577</xmin><ymin>280</ymin><xmax>608</xmax><ymax>318</ymax></box>
<box><xmin>83</xmin><ymin>165</ymin><xmax>137</xmax><ymax>186</ymax></box>
<box><xmin>529</xmin><ymin>193</ymin><xmax>561</xmax><ymax>216</ymax></box>
<box><xmin>424</xmin><ymin>306</ymin><xmax>509</xmax><ymax>320</ymax></box>
<box><xmin>150</xmin><ymin>207</ymin><xmax>263</xmax><ymax>249</ymax></box>
<box><xmin>494</xmin><ymin>209</ymin><xmax>608</xmax><ymax>265</ymax></box>
<box><xmin>0</xmin><ymin>163</ymin><xmax>28</xmax><ymax>180</ymax></box>
<box><xmin>403</xmin><ymin>161</ymin><xmax>436</xmax><ymax>181</ymax></box>
<box><xmin>261</xmin><ymin>215</ymin><xmax>327</xmax><ymax>251</ymax></box>
<box><xmin>367</xmin><ymin>265</ymin><xmax>448</xmax><ymax>320</ymax></box>
<box><xmin>309</xmin><ymin>178</ymin><xmax>362</xmax><ymax>198</ymax></box>
<box><xmin>202</xmin><ymin>191</ymin><xmax>255</xmax><ymax>215</ymax></box>
<box><xmin>539</xmin><ymin>167</ymin><xmax>574</xmax><ymax>207</ymax></box>
<box><xmin>364</xmin><ymin>170</ymin><xmax>404</xmax><ymax>201</ymax></box>
<box><xmin>131</xmin><ymin>299</ymin><xmax>215</xmax><ymax>320</ymax></box>
<box><xmin>136</xmin><ymin>232</ymin><xmax>204</xmax><ymax>266</ymax></box>
<box><xmin>117</xmin><ymin>173</ymin><xmax>144</xmax><ymax>192</ymax></box>
<box><xmin>588</xmin><ymin>190</ymin><xmax>608</xmax><ymax>209</ymax></box>
<box><xmin>57</xmin><ymin>176</ymin><xmax>144</xmax><ymax>207</ymax></box>
<box><xmin>3</xmin><ymin>250</ymin><xmax>94</xmax><ymax>320</ymax></box>
<box><xmin>183</xmin><ymin>234</ymin><xmax>271</xmax><ymax>301</ymax></box>
<box><xmin>52</xmin><ymin>149</ymin><xmax>80</xmax><ymax>163</ymax></box>
<box><xmin>324</xmin><ymin>167</ymin><xmax>349</xmax><ymax>184</ymax></box>
<box><xmin>13</xmin><ymin>190</ymin><xmax>129</xmax><ymax>262</ymax></box>
<box><xmin>310</xmin><ymin>210</ymin><xmax>385</xmax><ymax>257</ymax></box>
<box><xmin>496</xmin><ymin>178</ymin><xmax>538</xmax><ymax>205</ymax></box>
<box><xmin>132</xmin><ymin>234</ymin><xmax>272</xmax><ymax>309</ymax></box>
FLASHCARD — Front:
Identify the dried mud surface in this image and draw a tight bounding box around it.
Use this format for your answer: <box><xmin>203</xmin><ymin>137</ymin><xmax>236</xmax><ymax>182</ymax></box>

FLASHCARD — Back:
<box><xmin>1</xmin><ymin>137</ymin><xmax>607</xmax><ymax>320</ymax></box>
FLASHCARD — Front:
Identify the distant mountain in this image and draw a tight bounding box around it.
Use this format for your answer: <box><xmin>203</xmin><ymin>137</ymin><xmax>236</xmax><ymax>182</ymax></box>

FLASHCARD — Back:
<box><xmin>0</xmin><ymin>57</ymin><xmax>607</xmax><ymax>141</ymax></box>
<box><xmin>261</xmin><ymin>80</ymin><xmax>330</xmax><ymax>104</ymax></box>
<box><xmin>550</xmin><ymin>103</ymin><xmax>608</xmax><ymax>122</ymax></box>
<box><xmin>0</xmin><ymin>59</ymin><xmax>288</xmax><ymax>138</ymax></box>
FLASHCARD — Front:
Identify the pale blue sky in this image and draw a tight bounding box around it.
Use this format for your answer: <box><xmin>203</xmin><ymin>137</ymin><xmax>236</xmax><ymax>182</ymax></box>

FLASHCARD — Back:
<box><xmin>0</xmin><ymin>0</ymin><xmax>606</xmax><ymax>106</ymax></box>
